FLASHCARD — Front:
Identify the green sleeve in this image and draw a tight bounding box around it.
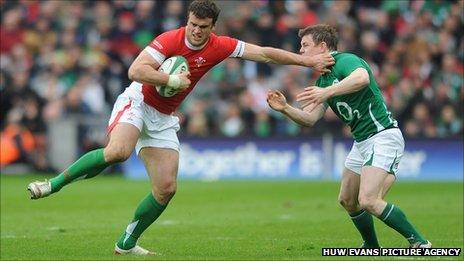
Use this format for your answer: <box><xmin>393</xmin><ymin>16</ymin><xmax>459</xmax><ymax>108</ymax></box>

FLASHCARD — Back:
<box><xmin>333</xmin><ymin>54</ymin><xmax>366</xmax><ymax>78</ymax></box>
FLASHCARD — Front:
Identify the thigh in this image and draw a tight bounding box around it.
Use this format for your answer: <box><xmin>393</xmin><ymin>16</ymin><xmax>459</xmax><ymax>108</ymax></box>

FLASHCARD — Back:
<box><xmin>106</xmin><ymin>122</ymin><xmax>140</xmax><ymax>154</ymax></box>
<box><xmin>105</xmin><ymin>97</ymin><xmax>142</xmax><ymax>160</ymax></box>
<box><xmin>139</xmin><ymin>147</ymin><xmax>179</xmax><ymax>190</ymax></box>
<box><xmin>105</xmin><ymin>91</ymin><xmax>143</xmax><ymax>159</ymax></box>
<box><xmin>379</xmin><ymin>174</ymin><xmax>396</xmax><ymax>199</ymax></box>
<box><xmin>359</xmin><ymin>166</ymin><xmax>388</xmax><ymax>199</ymax></box>
<box><xmin>339</xmin><ymin>167</ymin><xmax>361</xmax><ymax>201</ymax></box>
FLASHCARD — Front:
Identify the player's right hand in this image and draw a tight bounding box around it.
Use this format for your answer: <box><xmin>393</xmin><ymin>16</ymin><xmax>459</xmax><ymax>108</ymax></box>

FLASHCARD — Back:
<box><xmin>266</xmin><ymin>90</ymin><xmax>288</xmax><ymax>112</ymax></box>
<box><xmin>177</xmin><ymin>71</ymin><xmax>191</xmax><ymax>91</ymax></box>
<box><xmin>309</xmin><ymin>52</ymin><xmax>334</xmax><ymax>74</ymax></box>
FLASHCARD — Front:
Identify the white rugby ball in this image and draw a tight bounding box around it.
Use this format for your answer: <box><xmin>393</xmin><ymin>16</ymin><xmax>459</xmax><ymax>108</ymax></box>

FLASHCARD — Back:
<box><xmin>156</xmin><ymin>56</ymin><xmax>189</xmax><ymax>97</ymax></box>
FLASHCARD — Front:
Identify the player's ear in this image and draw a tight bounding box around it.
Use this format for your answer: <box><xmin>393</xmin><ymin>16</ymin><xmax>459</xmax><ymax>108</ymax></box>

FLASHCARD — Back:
<box><xmin>320</xmin><ymin>41</ymin><xmax>328</xmax><ymax>50</ymax></box>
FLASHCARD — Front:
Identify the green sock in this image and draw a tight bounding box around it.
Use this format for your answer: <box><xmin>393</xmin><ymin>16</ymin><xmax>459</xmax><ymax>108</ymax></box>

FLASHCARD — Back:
<box><xmin>350</xmin><ymin>209</ymin><xmax>380</xmax><ymax>248</ymax></box>
<box><xmin>379</xmin><ymin>203</ymin><xmax>427</xmax><ymax>244</ymax></box>
<box><xmin>50</xmin><ymin>148</ymin><xmax>109</xmax><ymax>193</ymax></box>
<box><xmin>117</xmin><ymin>193</ymin><xmax>166</xmax><ymax>250</ymax></box>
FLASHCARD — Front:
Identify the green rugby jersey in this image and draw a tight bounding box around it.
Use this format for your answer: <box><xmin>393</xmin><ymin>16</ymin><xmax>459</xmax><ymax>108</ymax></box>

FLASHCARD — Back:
<box><xmin>316</xmin><ymin>52</ymin><xmax>397</xmax><ymax>142</ymax></box>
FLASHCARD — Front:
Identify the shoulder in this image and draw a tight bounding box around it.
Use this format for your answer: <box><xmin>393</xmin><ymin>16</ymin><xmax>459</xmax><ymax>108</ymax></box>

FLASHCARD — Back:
<box><xmin>149</xmin><ymin>27</ymin><xmax>185</xmax><ymax>56</ymax></box>
<box><xmin>210</xmin><ymin>33</ymin><xmax>237</xmax><ymax>47</ymax></box>
<box><xmin>333</xmin><ymin>52</ymin><xmax>365</xmax><ymax>70</ymax></box>
<box><xmin>207</xmin><ymin>33</ymin><xmax>241</xmax><ymax>58</ymax></box>
<box><xmin>157</xmin><ymin>27</ymin><xmax>184</xmax><ymax>40</ymax></box>
<box><xmin>335</xmin><ymin>52</ymin><xmax>361</xmax><ymax>62</ymax></box>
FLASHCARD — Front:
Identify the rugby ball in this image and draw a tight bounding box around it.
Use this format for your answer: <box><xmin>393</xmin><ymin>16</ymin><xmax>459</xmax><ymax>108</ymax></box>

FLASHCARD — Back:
<box><xmin>156</xmin><ymin>56</ymin><xmax>189</xmax><ymax>97</ymax></box>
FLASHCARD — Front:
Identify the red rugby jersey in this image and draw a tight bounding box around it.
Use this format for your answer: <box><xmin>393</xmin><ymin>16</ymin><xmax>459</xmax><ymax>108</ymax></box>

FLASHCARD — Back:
<box><xmin>141</xmin><ymin>27</ymin><xmax>244</xmax><ymax>114</ymax></box>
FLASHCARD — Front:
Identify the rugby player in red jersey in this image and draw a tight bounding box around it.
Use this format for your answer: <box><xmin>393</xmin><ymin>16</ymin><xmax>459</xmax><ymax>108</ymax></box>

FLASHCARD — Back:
<box><xmin>27</xmin><ymin>0</ymin><xmax>334</xmax><ymax>255</ymax></box>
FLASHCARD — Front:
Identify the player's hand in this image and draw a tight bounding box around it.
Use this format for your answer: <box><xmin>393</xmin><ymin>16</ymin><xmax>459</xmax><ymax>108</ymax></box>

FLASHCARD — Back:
<box><xmin>177</xmin><ymin>71</ymin><xmax>191</xmax><ymax>91</ymax></box>
<box><xmin>305</xmin><ymin>52</ymin><xmax>334</xmax><ymax>74</ymax></box>
<box><xmin>266</xmin><ymin>90</ymin><xmax>288</xmax><ymax>112</ymax></box>
<box><xmin>296</xmin><ymin>86</ymin><xmax>331</xmax><ymax>112</ymax></box>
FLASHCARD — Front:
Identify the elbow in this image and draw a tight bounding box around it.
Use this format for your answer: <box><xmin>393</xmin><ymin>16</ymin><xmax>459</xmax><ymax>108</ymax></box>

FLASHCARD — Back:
<box><xmin>261</xmin><ymin>56</ymin><xmax>273</xmax><ymax>64</ymax></box>
<box><xmin>303</xmin><ymin>119</ymin><xmax>316</xmax><ymax>127</ymax></box>
<box><xmin>261</xmin><ymin>47</ymin><xmax>274</xmax><ymax>63</ymax></box>
<box><xmin>128</xmin><ymin>65</ymin><xmax>139</xmax><ymax>81</ymax></box>
<box><xmin>359</xmin><ymin>69</ymin><xmax>370</xmax><ymax>86</ymax></box>
<box><xmin>361</xmin><ymin>75</ymin><xmax>370</xmax><ymax>86</ymax></box>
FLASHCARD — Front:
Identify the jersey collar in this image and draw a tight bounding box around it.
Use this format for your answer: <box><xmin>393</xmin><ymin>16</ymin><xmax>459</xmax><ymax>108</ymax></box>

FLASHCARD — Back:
<box><xmin>184</xmin><ymin>35</ymin><xmax>209</xmax><ymax>50</ymax></box>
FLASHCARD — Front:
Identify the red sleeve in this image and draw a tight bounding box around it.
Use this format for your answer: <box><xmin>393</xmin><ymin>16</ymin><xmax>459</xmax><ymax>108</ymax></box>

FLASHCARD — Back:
<box><xmin>215</xmin><ymin>36</ymin><xmax>243</xmax><ymax>58</ymax></box>
<box><xmin>148</xmin><ymin>30</ymin><xmax>177</xmax><ymax>57</ymax></box>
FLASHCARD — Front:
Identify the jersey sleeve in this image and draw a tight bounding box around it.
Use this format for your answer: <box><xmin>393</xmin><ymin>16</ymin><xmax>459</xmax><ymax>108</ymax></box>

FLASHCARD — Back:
<box><xmin>144</xmin><ymin>31</ymin><xmax>177</xmax><ymax>65</ymax></box>
<box><xmin>216</xmin><ymin>36</ymin><xmax>245</xmax><ymax>58</ymax></box>
<box><xmin>334</xmin><ymin>54</ymin><xmax>366</xmax><ymax>78</ymax></box>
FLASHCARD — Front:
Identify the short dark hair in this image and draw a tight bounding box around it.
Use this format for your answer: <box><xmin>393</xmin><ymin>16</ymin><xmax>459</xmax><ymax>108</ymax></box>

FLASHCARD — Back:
<box><xmin>298</xmin><ymin>24</ymin><xmax>338</xmax><ymax>51</ymax></box>
<box><xmin>188</xmin><ymin>0</ymin><xmax>220</xmax><ymax>26</ymax></box>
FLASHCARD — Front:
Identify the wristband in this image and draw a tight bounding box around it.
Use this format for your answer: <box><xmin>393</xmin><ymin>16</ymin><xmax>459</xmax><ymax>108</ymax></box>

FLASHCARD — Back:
<box><xmin>167</xmin><ymin>75</ymin><xmax>181</xmax><ymax>88</ymax></box>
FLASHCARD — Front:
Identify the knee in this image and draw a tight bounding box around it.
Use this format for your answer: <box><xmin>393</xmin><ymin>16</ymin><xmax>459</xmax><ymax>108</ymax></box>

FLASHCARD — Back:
<box><xmin>160</xmin><ymin>180</ymin><xmax>177</xmax><ymax>198</ymax></box>
<box><xmin>358</xmin><ymin>195</ymin><xmax>377</xmax><ymax>213</ymax></box>
<box><xmin>338</xmin><ymin>194</ymin><xmax>358</xmax><ymax>212</ymax></box>
<box><xmin>154</xmin><ymin>179</ymin><xmax>177</xmax><ymax>204</ymax></box>
<box><xmin>104</xmin><ymin>144</ymin><xmax>131</xmax><ymax>163</ymax></box>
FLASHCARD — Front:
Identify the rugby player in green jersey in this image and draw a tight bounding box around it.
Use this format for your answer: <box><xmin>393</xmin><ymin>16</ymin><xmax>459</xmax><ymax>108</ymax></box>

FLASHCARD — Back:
<box><xmin>267</xmin><ymin>24</ymin><xmax>431</xmax><ymax>248</ymax></box>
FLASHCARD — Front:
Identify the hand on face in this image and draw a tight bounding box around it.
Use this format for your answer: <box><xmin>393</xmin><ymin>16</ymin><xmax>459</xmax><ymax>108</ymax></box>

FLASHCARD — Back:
<box><xmin>299</xmin><ymin>35</ymin><xmax>335</xmax><ymax>74</ymax></box>
<box><xmin>308</xmin><ymin>52</ymin><xmax>335</xmax><ymax>74</ymax></box>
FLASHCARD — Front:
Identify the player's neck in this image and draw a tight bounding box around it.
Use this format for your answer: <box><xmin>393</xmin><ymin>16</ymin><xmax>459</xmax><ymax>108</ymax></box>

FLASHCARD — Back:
<box><xmin>184</xmin><ymin>36</ymin><xmax>209</xmax><ymax>50</ymax></box>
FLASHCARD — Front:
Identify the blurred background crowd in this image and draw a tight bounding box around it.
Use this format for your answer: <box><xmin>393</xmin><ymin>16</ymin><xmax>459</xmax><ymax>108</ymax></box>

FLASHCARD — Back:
<box><xmin>1</xmin><ymin>0</ymin><xmax>463</xmax><ymax>170</ymax></box>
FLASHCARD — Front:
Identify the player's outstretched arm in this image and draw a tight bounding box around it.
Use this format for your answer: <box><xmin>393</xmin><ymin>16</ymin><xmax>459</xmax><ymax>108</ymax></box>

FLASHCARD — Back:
<box><xmin>266</xmin><ymin>90</ymin><xmax>326</xmax><ymax>127</ymax></box>
<box><xmin>241</xmin><ymin>43</ymin><xmax>334</xmax><ymax>74</ymax></box>
<box><xmin>128</xmin><ymin>50</ymin><xmax>191</xmax><ymax>89</ymax></box>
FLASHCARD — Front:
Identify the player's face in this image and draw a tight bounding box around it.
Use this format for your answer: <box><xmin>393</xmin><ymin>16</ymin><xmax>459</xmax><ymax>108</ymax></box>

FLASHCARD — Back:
<box><xmin>300</xmin><ymin>35</ymin><xmax>326</xmax><ymax>56</ymax></box>
<box><xmin>186</xmin><ymin>13</ymin><xmax>214</xmax><ymax>47</ymax></box>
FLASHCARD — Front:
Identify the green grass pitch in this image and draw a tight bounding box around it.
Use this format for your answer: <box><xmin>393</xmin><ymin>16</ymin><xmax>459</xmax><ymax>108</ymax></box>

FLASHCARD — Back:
<box><xmin>1</xmin><ymin>174</ymin><xmax>463</xmax><ymax>260</ymax></box>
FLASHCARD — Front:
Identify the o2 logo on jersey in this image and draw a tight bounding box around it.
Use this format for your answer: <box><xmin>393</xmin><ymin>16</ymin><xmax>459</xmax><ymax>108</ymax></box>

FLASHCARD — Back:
<box><xmin>336</xmin><ymin>102</ymin><xmax>361</xmax><ymax>122</ymax></box>
<box><xmin>194</xmin><ymin>57</ymin><xmax>206</xmax><ymax>67</ymax></box>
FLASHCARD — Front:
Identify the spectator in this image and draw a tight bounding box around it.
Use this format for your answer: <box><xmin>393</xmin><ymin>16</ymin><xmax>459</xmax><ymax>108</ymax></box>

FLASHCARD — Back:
<box><xmin>0</xmin><ymin>0</ymin><xmax>462</xmax><ymax>171</ymax></box>
<box><xmin>436</xmin><ymin>104</ymin><xmax>463</xmax><ymax>138</ymax></box>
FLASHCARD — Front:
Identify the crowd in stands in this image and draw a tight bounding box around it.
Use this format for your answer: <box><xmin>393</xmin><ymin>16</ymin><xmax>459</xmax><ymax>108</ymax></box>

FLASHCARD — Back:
<box><xmin>1</xmin><ymin>0</ymin><xmax>462</xmax><ymax>169</ymax></box>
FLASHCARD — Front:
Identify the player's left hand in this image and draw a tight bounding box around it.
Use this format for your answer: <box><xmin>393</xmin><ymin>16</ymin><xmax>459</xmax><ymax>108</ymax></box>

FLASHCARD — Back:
<box><xmin>266</xmin><ymin>90</ymin><xmax>288</xmax><ymax>112</ymax></box>
<box><xmin>305</xmin><ymin>52</ymin><xmax>335</xmax><ymax>74</ymax></box>
<box><xmin>296</xmin><ymin>86</ymin><xmax>331</xmax><ymax>112</ymax></box>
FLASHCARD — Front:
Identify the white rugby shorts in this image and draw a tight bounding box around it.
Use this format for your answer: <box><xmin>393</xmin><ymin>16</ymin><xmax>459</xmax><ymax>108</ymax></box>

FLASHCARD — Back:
<box><xmin>107</xmin><ymin>82</ymin><xmax>180</xmax><ymax>154</ymax></box>
<box><xmin>345</xmin><ymin>128</ymin><xmax>404</xmax><ymax>175</ymax></box>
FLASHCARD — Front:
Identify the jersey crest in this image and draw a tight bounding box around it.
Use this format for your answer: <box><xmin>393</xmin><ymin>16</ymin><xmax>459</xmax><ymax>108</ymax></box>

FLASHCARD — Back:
<box><xmin>194</xmin><ymin>56</ymin><xmax>206</xmax><ymax>68</ymax></box>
